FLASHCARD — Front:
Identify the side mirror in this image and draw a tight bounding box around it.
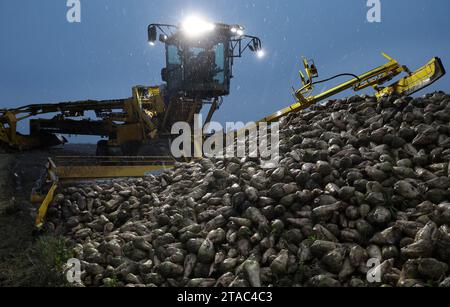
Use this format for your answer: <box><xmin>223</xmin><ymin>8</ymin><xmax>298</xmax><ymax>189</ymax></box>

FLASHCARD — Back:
<box><xmin>251</xmin><ymin>38</ymin><xmax>262</xmax><ymax>52</ymax></box>
<box><xmin>148</xmin><ymin>25</ymin><xmax>157</xmax><ymax>44</ymax></box>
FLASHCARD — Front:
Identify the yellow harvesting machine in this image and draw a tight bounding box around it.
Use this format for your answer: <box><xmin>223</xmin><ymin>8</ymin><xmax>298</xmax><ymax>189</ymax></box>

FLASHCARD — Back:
<box><xmin>0</xmin><ymin>20</ymin><xmax>446</xmax><ymax>228</ymax></box>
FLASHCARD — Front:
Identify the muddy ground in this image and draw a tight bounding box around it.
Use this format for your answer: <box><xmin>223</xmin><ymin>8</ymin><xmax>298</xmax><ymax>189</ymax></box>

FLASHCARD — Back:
<box><xmin>0</xmin><ymin>145</ymin><xmax>95</xmax><ymax>286</ymax></box>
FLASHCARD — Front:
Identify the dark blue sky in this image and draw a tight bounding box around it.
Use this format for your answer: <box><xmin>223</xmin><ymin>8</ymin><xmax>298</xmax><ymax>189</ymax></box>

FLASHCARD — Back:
<box><xmin>1</xmin><ymin>0</ymin><xmax>449</xmax><ymax>140</ymax></box>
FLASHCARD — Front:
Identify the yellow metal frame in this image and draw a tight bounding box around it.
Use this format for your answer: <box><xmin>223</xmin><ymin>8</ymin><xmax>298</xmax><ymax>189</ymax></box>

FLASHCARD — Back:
<box><xmin>0</xmin><ymin>110</ymin><xmax>45</xmax><ymax>150</ymax></box>
<box><xmin>228</xmin><ymin>53</ymin><xmax>446</xmax><ymax>147</ymax></box>
<box><xmin>0</xmin><ymin>85</ymin><xmax>168</xmax><ymax>150</ymax></box>
<box><xmin>35</xmin><ymin>183</ymin><xmax>58</xmax><ymax>229</ymax></box>
<box><xmin>258</xmin><ymin>53</ymin><xmax>445</xmax><ymax>124</ymax></box>
<box><xmin>376</xmin><ymin>57</ymin><xmax>445</xmax><ymax>98</ymax></box>
<box><xmin>32</xmin><ymin>156</ymin><xmax>176</xmax><ymax>228</ymax></box>
<box><xmin>56</xmin><ymin>165</ymin><xmax>173</xmax><ymax>179</ymax></box>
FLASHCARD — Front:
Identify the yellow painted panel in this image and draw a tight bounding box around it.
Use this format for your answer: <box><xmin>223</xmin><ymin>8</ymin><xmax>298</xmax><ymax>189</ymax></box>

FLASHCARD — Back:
<box><xmin>57</xmin><ymin>165</ymin><xmax>173</xmax><ymax>179</ymax></box>
<box><xmin>35</xmin><ymin>183</ymin><xmax>58</xmax><ymax>228</ymax></box>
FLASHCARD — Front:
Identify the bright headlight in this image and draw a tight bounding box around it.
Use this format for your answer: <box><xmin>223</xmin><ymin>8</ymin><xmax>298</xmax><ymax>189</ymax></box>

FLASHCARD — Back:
<box><xmin>181</xmin><ymin>16</ymin><xmax>215</xmax><ymax>37</ymax></box>
<box><xmin>231</xmin><ymin>26</ymin><xmax>244</xmax><ymax>36</ymax></box>
<box><xmin>257</xmin><ymin>50</ymin><xmax>265</xmax><ymax>58</ymax></box>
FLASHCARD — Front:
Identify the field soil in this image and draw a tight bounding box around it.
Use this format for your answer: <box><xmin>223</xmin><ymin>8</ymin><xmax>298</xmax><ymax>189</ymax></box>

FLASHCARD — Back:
<box><xmin>0</xmin><ymin>145</ymin><xmax>95</xmax><ymax>286</ymax></box>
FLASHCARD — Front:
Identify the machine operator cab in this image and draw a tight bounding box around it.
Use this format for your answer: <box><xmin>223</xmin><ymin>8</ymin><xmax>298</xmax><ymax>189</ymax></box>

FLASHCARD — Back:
<box><xmin>163</xmin><ymin>31</ymin><xmax>228</xmax><ymax>98</ymax></box>
<box><xmin>148</xmin><ymin>18</ymin><xmax>262</xmax><ymax>100</ymax></box>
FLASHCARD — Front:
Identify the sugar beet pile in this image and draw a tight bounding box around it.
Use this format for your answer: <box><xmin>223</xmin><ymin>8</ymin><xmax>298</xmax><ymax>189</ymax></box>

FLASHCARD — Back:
<box><xmin>46</xmin><ymin>92</ymin><xmax>450</xmax><ymax>287</ymax></box>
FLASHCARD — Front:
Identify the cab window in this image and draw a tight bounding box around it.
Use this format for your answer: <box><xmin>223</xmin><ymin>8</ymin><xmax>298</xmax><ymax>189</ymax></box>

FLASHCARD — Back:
<box><xmin>167</xmin><ymin>45</ymin><xmax>181</xmax><ymax>65</ymax></box>
<box><xmin>213</xmin><ymin>43</ymin><xmax>225</xmax><ymax>84</ymax></box>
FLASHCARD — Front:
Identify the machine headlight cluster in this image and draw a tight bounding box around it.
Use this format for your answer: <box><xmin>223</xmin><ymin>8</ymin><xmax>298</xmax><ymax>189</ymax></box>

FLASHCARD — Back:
<box><xmin>181</xmin><ymin>16</ymin><xmax>216</xmax><ymax>37</ymax></box>
<box><xmin>231</xmin><ymin>26</ymin><xmax>245</xmax><ymax>36</ymax></box>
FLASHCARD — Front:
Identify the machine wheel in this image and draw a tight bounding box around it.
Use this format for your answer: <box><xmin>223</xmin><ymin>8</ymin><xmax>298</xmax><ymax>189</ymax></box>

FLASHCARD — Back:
<box><xmin>96</xmin><ymin>140</ymin><xmax>109</xmax><ymax>156</ymax></box>
<box><xmin>97</xmin><ymin>139</ymin><xmax>172</xmax><ymax>157</ymax></box>
<box><xmin>121</xmin><ymin>141</ymin><xmax>142</xmax><ymax>156</ymax></box>
<box><xmin>136</xmin><ymin>139</ymin><xmax>172</xmax><ymax>156</ymax></box>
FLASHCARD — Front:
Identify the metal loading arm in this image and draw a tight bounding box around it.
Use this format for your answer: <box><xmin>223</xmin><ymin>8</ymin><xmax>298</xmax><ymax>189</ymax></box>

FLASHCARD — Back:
<box><xmin>259</xmin><ymin>53</ymin><xmax>446</xmax><ymax>124</ymax></box>
<box><xmin>376</xmin><ymin>57</ymin><xmax>446</xmax><ymax>98</ymax></box>
<box><xmin>1</xmin><ymin>84</ymin><xmax>168</xmax><ymax>151</ymax></box>
<box><xmin>0</xmin><ymin>98</ymin><xmax>129</xmax><ymax>150</ymax></box>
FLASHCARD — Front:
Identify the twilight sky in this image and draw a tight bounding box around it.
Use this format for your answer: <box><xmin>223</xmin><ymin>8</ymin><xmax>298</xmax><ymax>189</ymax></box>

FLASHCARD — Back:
<box><xmin>1</xmin><ymin>0</ymin><xmax>449</xmax><ymax>141</ymax></box>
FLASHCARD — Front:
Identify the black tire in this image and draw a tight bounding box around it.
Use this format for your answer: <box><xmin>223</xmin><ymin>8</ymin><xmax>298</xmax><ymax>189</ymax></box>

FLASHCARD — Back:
<box><xmin>136</xmin><ymin>139</ymin><xmax>171</xmax><ymax>156</ymax></box>
<box><xmin>121</xmin><ymin>141</ymin><xmax>142</xmax><ymax>156</ymax></box>
<box><xmin>96</xmin><ymin>140</ymin><xmax>109</xmax><ymax>156</ymax></box>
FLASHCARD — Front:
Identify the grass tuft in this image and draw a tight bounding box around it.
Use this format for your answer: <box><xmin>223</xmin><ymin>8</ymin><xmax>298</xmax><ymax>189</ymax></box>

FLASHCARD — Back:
<box><xmin>27</xmin><ymin>235</ymin><xmax>74</xmax><ymax>287</ymax></box>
